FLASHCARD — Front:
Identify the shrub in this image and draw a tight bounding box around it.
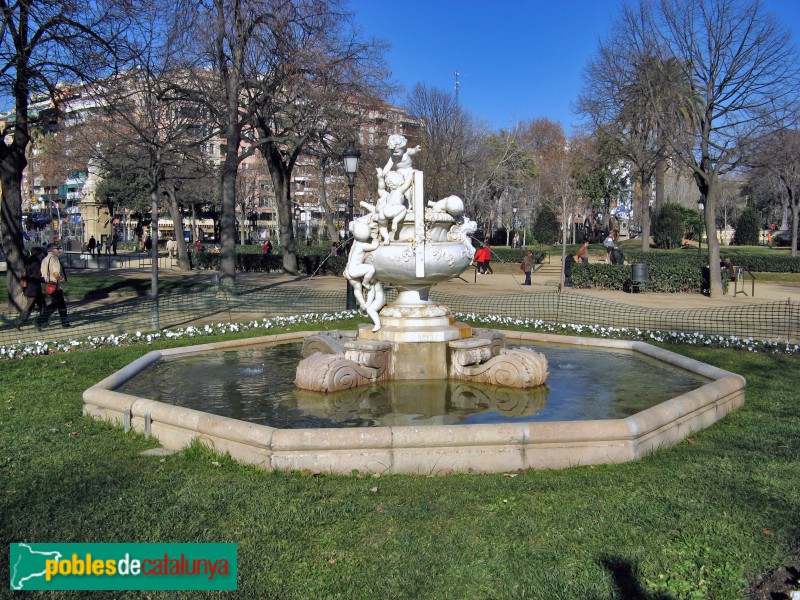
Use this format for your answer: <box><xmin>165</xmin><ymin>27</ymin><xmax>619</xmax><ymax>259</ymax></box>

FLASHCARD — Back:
<box><xmin>626</xmin><ymin>250</ymin><xmax>800</xmax><ymax>273</ymax></box>
<box><xmin>532</xmin><ymin>208</ymin><xmax>559</xmax><ymax>245</ymax></box>
<box><xmin>651</xmin><ymin>203</ymin><xmax>687</xmax><ymax>249</ymax></box>
<box><xmin>570</xmin><ymin>262</ymin><xmax>728</xmax><ymax>293</ymax></box>
<box><xmin>732</xmin><ymin>205</ymin><xmax>760</xmax><ymax>246</ymax></box>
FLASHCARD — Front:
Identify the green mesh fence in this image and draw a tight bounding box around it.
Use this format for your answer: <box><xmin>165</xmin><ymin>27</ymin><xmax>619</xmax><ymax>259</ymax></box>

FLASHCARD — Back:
<box><xmin>2</xmin><ymin>281</ymin><xmax>798</xmax><ymax>347</ymax></box>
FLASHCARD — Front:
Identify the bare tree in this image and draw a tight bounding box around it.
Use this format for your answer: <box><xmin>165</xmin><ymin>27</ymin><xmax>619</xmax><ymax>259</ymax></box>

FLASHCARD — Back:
<box><xmin>578</xmin><ymin>3</ymin><xmax>679</xmax><ymax>253</ymax></box>
<box><xmin>251</xmin><ymin>4</ymin><xmax>390</xmax><ymax>273</ymax></box>
<box><xmin>405</xmin><ymin>84</ymin><xmax>475</xmax><ymax>202</ymax></box>
<box><xmin>185</xmin><ymin>0</ymin><xmax>270</xmax><ymax>286</ymax></box>
<box><xmin>749</xmin><ymin>129</ymin><xmax>800</xmax><ymax>255</ymax></box>
<box><xmin>184</xmin><ymin>0</ymin><xmax>390</xmax><ymax>279</ymax></box>
<box><xmin>655</xmin><ymin>0</ymin><xmax>800</xmax><ymax>296</ymax></box>
<box><xmin>0</xmin><ymin>0</ymin><xmax>130</xmax><ymax>311</ymax></box>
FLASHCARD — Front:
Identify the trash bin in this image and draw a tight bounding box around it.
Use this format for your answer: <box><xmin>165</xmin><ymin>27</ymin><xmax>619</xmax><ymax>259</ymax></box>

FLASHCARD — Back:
<box><xmin>701</xmin><ymin>266</ymin><xmax>710</xmax><ymax>296</ymax></box>
<box><xmin>631</xmin><ymin>263</ymin><xmax>648</xmax><ymax>292</ymax></box>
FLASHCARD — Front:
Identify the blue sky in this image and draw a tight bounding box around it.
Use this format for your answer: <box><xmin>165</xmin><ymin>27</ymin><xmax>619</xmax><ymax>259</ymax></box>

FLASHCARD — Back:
<box><xmin>348</xmin><ymin>0</ymin><xmax>800</xmax><ymax>134</ymax></box>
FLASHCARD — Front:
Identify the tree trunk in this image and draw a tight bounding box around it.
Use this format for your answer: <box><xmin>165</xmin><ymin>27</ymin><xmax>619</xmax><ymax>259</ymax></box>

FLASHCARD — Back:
<box><xmin>148</xmin><ymin>175</ymin><xmax>160</xmax><ymax>330</ymax></box>
<box><xmin>318</xmin><ymin>157</ymin><xmax>338</xmax><ymax>241</ymax></box>
<box><xmin>702</xmin><ymin>184</ymin><xmax>723</xmax><ymax>298</ymax></box>
<box><xmin>164</xmin><ymin>186</ymin><xmax>191</xmax><ymax>271</ymax></box>
<box><xmin>789</xmin><ymin>190</ymin><xmax>798</xmax><ymax>257</ymax></box>
<box><xmin>219</xmin><ymin>127</ymin><xmax>239</xmax><ymax>288</ymax></box>
<box><xmin>263</xmin><ymin>143</ymin><xmax>298</xmax><ymax>274</ymax></box>
<box><xmin>639</xmin><ymin>173</ymin><xmax>651</xmax><ymax>253</ymax></box>
<box><xmin>654</xmin><ymin>157</ymin><xmax>666</xmax><ymax>213</ymax></box>
<box><xmin>1</xmin><ymin>66</ymin><xmax>32</xmax><ymax>314</ymax></box>
<box><xmin>560</xmin><ymin>198</ymin><xmax>568</xmax><ymax>289</ymax></box>
<box><xmin>1</xmin><ymin>157</ymin><xmax>26</xmax><ymax>313</ymax></box>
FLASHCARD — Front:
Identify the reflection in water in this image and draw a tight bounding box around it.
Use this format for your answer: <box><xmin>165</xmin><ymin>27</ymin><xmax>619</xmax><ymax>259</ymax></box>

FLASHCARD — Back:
<box><xmin>293</xmin><ymin>380</ymin><xmax>548</xmax><ymax>427</ymax></box>
<box><xmin>116</xmin><ymin>341</ymin><xmax>709</xmax><ymax>428</ymax></box>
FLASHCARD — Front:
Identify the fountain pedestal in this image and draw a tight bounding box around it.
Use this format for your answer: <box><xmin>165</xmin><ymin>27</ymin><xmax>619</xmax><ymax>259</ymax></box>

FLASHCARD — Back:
<box><xmin>356</xmin><ymin>302</ymin><xmax>472</xmax><ymax>380</ymax></box>
<box><xmin>295</xmin><ymin>134</ymin><xmax>549</xmax><ymax>393</ymax></box>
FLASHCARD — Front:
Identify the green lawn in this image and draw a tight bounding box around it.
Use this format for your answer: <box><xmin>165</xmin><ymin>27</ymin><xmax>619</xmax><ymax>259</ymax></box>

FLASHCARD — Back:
<box><xmin>1</xmin><ymin>328</ymin><xmax>798</xmax><ymax>599</ymax></box>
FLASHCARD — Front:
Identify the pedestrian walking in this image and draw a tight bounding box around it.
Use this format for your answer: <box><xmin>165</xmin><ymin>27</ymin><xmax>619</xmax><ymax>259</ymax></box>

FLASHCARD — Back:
<box><xmin>474</xmin><ymin>245</ymin><xmax>488</xmax><ymax>274</ymax></box>
<box><xmin>40</xmin><ymin>242</ymin><xmax>71</xmax><ymax>328</ymax></box>
<box><xmin>482</xmin><ymin>243</ymin><xmax>494</xmax><ymax>274</ymax></box>
<box><xmin>520</xmin><ymin>249</ymin><xmax>534</xmax><ymax>285</ymax></box>
<box><xmin>564</xmin><ymin>251</ymin><xmax>578</xmax><ymax>287</ymax></box>
<box><xmin>16</xmin><ymin>247</ymin><xmax>46</xmax><ymax>329</ymax></box>
<box><xmin>88</xmin><ymin>235</ymin><xmax>97</xmax><ymax>255</ymax></box>
<box><xmin>576</xmin><ymin>241</ymin><xmax>590</xmax><ymax>264</ymax></box>
<box><xmin>603</xmin><ymin>233</ymin><xmax>615</xmax><ymax>262</ymax></box>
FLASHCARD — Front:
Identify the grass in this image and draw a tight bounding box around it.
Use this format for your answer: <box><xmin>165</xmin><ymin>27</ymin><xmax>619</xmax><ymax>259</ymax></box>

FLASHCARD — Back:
<box><xmin>1</xmin><ymin>327</ymin><xmax>798</xmax><ymax>599</ymax></box>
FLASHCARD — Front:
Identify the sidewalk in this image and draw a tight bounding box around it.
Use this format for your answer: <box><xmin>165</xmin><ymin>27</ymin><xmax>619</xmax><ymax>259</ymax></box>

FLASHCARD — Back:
<box><xmin>2</xmin><ymin>256</ymin><xmax>799</xmax><ymax>346</ymax></box>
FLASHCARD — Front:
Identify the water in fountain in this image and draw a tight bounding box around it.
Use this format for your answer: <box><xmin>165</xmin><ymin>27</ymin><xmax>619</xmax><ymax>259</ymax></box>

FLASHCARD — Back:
<box><xmin>116</xmin><ymin>341</ymin><xmax>708</xmax><ymax>428</ymax></box>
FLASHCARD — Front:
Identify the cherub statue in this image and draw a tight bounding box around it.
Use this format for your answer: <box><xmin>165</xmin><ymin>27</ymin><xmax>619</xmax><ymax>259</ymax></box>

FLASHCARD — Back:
<box><xmin>375</xmin><ymin>169</ymin><xmax>413</xmax><ymax>244</ymax></box>
<box><xmin>381</xmin><ymin>134</ymin><xmax>420</xmax><ymax>176</ymax></box>
<box><xmin>343</xmin><ymin>220</ymin><xmax>380</xmax><ymax>309</ymax></box>
<box><xmin>378</xmin><ymin>134</ymin><xmax>420</xmax><ymax>206</ymax></box>
<box><xmin>427</xmin><ymin>195</ymin><xmax>464</xmax><ymax>218</ymax></box>
<box><xmin>364</xmin><ymin>281</ymin><xmax>386</xmax><ymax>332</ymax></box>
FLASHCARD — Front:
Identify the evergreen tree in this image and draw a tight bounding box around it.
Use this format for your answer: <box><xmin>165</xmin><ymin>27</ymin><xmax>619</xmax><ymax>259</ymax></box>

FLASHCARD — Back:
<box><xmin>732</xmin><ymin>206</ymin><xmax>760</xmax><ymax>246</ymax></box>
<box><xmin>651</xmin><ymin>203</ymin><xmax>686</xmax><ymax>249</ymax></box>
<box><xmin>532</xmin><ymin>208</ymin><xmax>559</xmax><ymax>245</ymax></box>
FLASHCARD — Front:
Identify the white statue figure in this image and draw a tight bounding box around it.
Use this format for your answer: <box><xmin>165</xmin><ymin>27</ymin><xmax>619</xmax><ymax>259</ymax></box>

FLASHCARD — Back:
<box><xmin>449</xmin><ymin>217</ymin><xmax>478</xmax><ymax>259</ymax></box>
<box><xmin>364</xmin><ymin>281</ymin><xmax>386</xmax><ymax>332</ymax></box>
<box><xmin>379</xmin><ymin>134</ymin><xmax>420</xmax><ymax>205</ymax></box>
<box><xmin>375</xmin><ymin>169</ymin><xmax>413</xmax><ymax>244</ymax></box>
<box><xmin>427</xmin><ymin>195</ymin><xmax>464</xmax><ymax>218</ymax></box>
<box><xmin>343</xmin><ymin>220</ymin><xmax>380</xmax><ymax>309</ymax></box>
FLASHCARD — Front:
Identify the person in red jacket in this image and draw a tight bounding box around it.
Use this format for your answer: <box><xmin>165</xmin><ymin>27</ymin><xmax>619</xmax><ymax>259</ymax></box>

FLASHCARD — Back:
<box><xmin>475</xmin><ymin>243</ymin><xmax>493</xmax><ymax>274</ymax></box>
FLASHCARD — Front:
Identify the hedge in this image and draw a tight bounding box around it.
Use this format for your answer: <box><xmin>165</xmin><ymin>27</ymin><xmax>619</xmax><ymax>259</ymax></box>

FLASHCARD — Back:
<box><xmin>489</xmin><ymin>247</ymin><xmax>546</xmax><ymax>265</ymax></box>
<box><xmin>571</xmin><ymin>262</ymin><xmax>730</xmax><ymax>294</ymax></box>
<box><xmin>626</xmin><ymin>250</ymin><xmax>800</xmax><ymax>273</ymax></box>
<box><xmin>190</xmin><ymin>246</ymin><xmax>545</xmax><ymax>276</ymax></box>
<box><xmin>191</xmin><ymin>250</ymin><xmax>347</xmax><ymax>275</ymax></box>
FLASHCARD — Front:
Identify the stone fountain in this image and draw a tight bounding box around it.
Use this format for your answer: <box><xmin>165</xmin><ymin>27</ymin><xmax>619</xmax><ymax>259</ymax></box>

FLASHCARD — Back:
<box><xmin>295</xmin><ymin>135</ymin><xmax>549</xmax><ymax>393</ymax></box>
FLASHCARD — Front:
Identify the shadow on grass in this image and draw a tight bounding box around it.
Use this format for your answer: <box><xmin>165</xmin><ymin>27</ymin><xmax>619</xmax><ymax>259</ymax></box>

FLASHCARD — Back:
<box><xmin>597</xmin><ymin>556</ymin><xmax>675</xmax><ymax>600</ymax></box>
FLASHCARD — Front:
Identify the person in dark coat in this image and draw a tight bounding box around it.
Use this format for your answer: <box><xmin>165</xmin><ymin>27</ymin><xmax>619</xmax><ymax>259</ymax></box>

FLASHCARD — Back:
<box><xmin>564</xmin><ymin>251</ymin><xmax>577</xmax><ymax>287</ymax></box>
<box><xmin>16</xmin><ymin>247</ymin><xmax>46</xmax><ymax>329</ymax></box>
<box><xmin>88</xmin><ymin>235</ymin><xmax>97</xmax><ymax>255</ymax></box>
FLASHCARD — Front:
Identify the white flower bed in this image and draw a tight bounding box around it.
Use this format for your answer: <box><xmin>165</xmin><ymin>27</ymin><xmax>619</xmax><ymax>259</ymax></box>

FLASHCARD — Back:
<box><xmin>0</xmin><ymin>310</ymin><xmax>797</xmax><ymax>361</ymax></box>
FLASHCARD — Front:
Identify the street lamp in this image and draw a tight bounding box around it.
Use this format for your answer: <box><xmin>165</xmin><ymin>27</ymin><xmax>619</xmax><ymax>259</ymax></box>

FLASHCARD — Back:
<box><xmin>342</xmin><ymin>140</ymin><xmax>360</xmax><ymax>310</ymax></box>
<box><xmin>342</xmin><ymin>140</ymin><xmax>361</xmax><ymax>223</ymax></box>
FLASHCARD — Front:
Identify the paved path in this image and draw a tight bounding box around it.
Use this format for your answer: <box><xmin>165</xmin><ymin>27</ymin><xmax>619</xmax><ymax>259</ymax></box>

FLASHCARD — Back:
<box><xmin>2</xmin><ymin>254</ymin><xmax>799</xmax><ymax>347</ymax></box>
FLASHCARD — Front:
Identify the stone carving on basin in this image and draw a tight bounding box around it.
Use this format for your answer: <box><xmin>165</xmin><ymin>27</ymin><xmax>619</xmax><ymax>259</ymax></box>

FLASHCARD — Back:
<box><xmin>295</xmin><ymin>135</ymin><xmax>548</xmax><ymax>392</ymax></box>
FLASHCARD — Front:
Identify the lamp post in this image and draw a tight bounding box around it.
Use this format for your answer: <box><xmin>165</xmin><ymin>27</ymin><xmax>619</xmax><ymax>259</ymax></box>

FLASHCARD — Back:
<box><xmin>342</xmin><ymin>140</ymin><xmax>361</xmax><ymax>310</ymax></box>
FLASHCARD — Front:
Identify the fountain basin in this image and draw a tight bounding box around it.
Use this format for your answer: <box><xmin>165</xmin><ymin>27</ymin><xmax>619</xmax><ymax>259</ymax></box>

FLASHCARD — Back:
<box><xmin>83</xmin><ymin>331</ymin><xmax>746</xmax><ymax>475</ymax></box>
